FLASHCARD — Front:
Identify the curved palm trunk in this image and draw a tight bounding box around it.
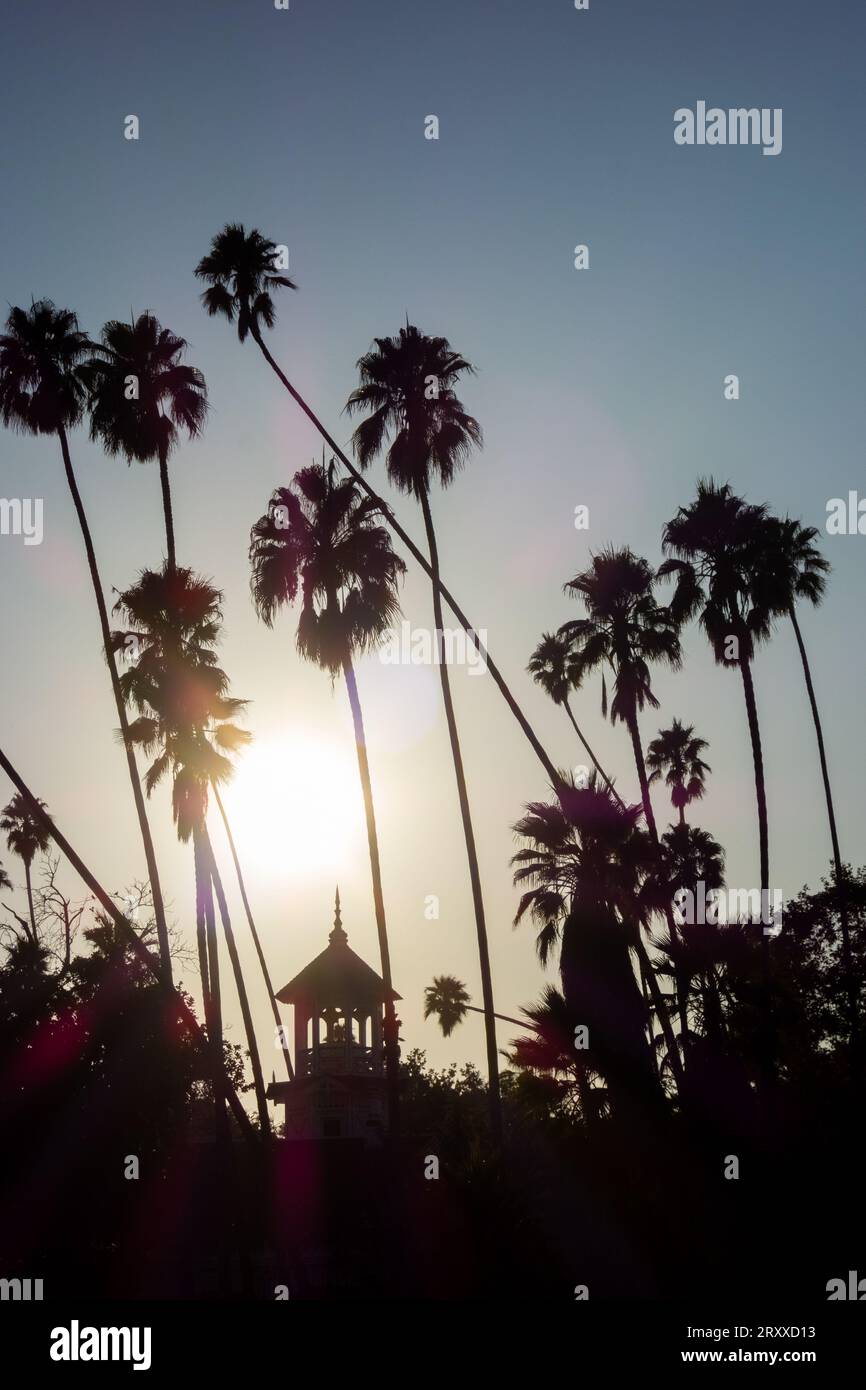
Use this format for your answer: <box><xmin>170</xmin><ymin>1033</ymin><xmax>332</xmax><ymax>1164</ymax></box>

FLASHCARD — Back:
<box><xmin>204</xmin><ymin>828</ymin><xmax>272</xmax><ymax>1137</ymax></box>
<box><xmin>24</xmin><ymin>860</ymin><xmax>37</xmax><ymax>941</ymax></box>
<box><xmin>561</xmin><ymin>697</ymin><xmax>626</xmax><ymax>807</ymax></box>
<box><xmin>249</xmin><ymin>327</ymin><xmax>560</xmax><ymax>788</ymax></box>
<box><xmin>789</xmin><ymin>606</ymin><xmax>857</xmax><ymax>1044</ymax></box>
<box><xmin>736</xmin><ymin>650</ymin><xmax>774</xmax><ymax>1083</ymax></box>
<box><xmin>626</xmin><ymin>710</ymin><xmax>690</xmax><ymax>1081</ymax></box>
<box><xmin>418</xmin><ymin>486</ymin><xmax>502</xmax><ymax>1142</ymax></box>
<box><xmin>342</xmin><ymin>658</ymin><xmax>400</xmax><ymax>1134</ymax></box>
<box><xmin>56</xmin><ymin>426</ymin><xmax>172</xmax><ymax>984</ymax></box>
<box><xmin>0</xmin><ymin>745</ymin><xmax>256</xmax><ymax>1144</ymax></box>
<box><xmin>213</xmin><ymin>787</ymin><xmax>294</xmax><ymax>1082</ymax></box>
<box><xmin>157</xmin><ymin>440</ymin><xmax>176</xmax><ymax>572</ymax></box>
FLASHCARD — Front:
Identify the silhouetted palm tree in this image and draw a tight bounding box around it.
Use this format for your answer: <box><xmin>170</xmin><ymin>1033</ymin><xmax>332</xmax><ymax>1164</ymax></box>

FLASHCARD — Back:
<box><xmin>1</xmin><ymin>793</ymin><xmax>51</xmax><ymax>943</ymax></box>
<box><xmin>0</xmin><ymin>301</ymin><xmax>172</xmax><ymax>982</ymax></box>
<box><xmin>424</xmin><ymin>973</ymin><xmax>529</xmax><ymax>1034</ymax></box>
<box><xmin>511</xmin><ymin>774</ymin><xmax>671</xmax><ymax>1113</ymax></box>
<box><xmin>646</xmin><ymin>719</ymin><xmax>710</xmax><ymax>826</ymax></box>
<box><xmin>759</xmin><ymin>515</ymin><xmax>856</xmax><ymax>1040</ymax></box>
<box><xmin>503</xmin><ymin>984</ymin><xmax>603</xmax><ymax>1124</ymax></box>
<box><xmin>528</xmin><ymin>631</ymin><xmax>624</xmax><ymax>804</ymax></box>
<box><xmin>194</xmin><ymin>226</ymin><xmax>562</xmax><ymax>790</ymax></box>
<box><xmin>84</xmin><ymin>313</ymin><xmax>207</xmax><ymax>569</ymax></box>
<box><xmin>345</xmin><ymin>323</ymin><xmax>502</xmax><ymax>1140</ymax></box>
<box><xmin>560</xmin><ymin>548</ymin><xmax>682</xmax><ymax>844</ymax></box>
<box><xmin>112</xmin><ymin>565</ymin><xmax>271</xmax><ymax>1136</ymax></box>
<box><xmin>658</xmin><ymin>822</ymin><xmax>726</xmax><ymax>1047</ymax></box>
<box><xmin>660</xmin><ymin>481</ymin><xmax>773</xmax><ymax>896</ymax></box>
<box><xmin>249</xmin><ymin>459</ymin><xmax>405</xmax><ymax>1129</ymax></box>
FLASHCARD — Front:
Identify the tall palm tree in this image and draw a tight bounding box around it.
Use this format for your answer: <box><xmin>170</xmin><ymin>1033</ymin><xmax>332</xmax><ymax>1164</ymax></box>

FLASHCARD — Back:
<box><xmin>660</xmin><ymin>481</ymin><xmax>773</xmax><ymax>896</ymax></box>
<box><xmin>423</xmin><ymin>974</ymin><xmax>532</xmax><ymax>1034</ymax></box>
<box><xmin>194</xmin><ymin>225</ymin><xmax>561</xmax><ymax>790</ymax></box>
<box><xmin>84</xmin><ymin>313</ymin><xmax>207</xmax><ymax>570</ymax></box>
<box><xmin>344</xmin><ymin>323</ymin><xmax>502</xmax><ymax>1140</ymax></box>
<box><xmin>758</xmin><ymin>515</ymin><xmax>856</xmax><ymax>1041</ymax></box>
<box><xmin>511</xmin><ymin>774</ymin><xmax>670</xmax><ymax>1113</ymax></box>
<box><xmin>0</xmin><ymin>301</ymin><xmax>172</xmax><ymax>982</ymax></box>
<box><xmin>249</xmin><ymin>460</ymin><xmax>405</xmax><ymax>1129</ymax></box>
<box><xmin>658</xmin><ymin>822</ymin><xmax>727</xmax><ymax>1047</ymax></box>
<box><xmin>112</xmin><ymin>565</ymin><xmax>271</xmax><ymax>1136</ymax></box>
<box><xmin>528</xmin><ymin>631</ymin><xmax>624</xmax><ymax>805</ymax></box>
<box><xmin>558</xmin><ymin>549</ymin><xmax>689</xmax><ymax>1060</ymax></box>
<box><xmin>559</xmin><ymin>548</ymin><xmax>682</xmax><ymax>845</ymax></box>
<box><xmin>0</xmin><ymin>793</ymin><xmax>51</xmax><ymax>942</ymax></box>
<box><xmin>646</xmin><ymin>719</ymin><xmax>710</xmax><ymax>826</ymax></box>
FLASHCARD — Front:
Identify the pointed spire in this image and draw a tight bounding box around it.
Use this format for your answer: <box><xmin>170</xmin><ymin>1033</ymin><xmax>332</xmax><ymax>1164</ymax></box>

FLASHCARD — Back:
<box><xmin>329</xmin><ymin>885</ymin><xmax>347</xmax><ymax>945</ymax></box>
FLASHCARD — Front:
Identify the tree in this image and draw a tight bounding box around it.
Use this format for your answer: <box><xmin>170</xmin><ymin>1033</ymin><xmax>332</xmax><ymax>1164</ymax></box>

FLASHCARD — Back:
<box><xmin>0</xmin><ymin>301</ymin><xmax>172</xmax><ymax>983</ymax></box>
<box><xmin>345</xmin><ymin>322</ymin><xmax>501</xmax><ymax>1141</ymax></box>
<box><xmin>660</xmin><ymin>481</ymin><xmax>773</xmax><ymax>896</ymax></box>
<box><xmin>112</xmin><ymin>565</ymin><xmax>270</xmax><ymax>1137</ymax></box>
<box><xmin>757</xmin><ymin>515</ymin><xmax>856</xmax><ymax>1043</ymax></box>
<box><xmin>646</xmin><ymin>719</ymin><xmax>710</xmax><ymax>826</ymax></box>
<box><xmin>511</xmin><ymin>774</ymin><xmax>669</xmax><ymax>1116</ymax></box>
<box><xmin>1</xmin><ymin>793</ymin><xmax>51</xmax><ymax>942</ymax></box>
<box><xmin>528</xmin><ymin>631</ymin><xmax>624</xmax><ymax>804</ymax></box>
<box><xmin>249</xmin><ymin>459</ymin><xmax>406</xmax><ymax>1128</ymax></box>
<box><xmin>194</xmin><ymin>225</ymin><xmax>561</xmax><ymax>791</ymax></box>
<box><xmin>84</xmin><ymin>313</ymin><xmax>207</xmax><ymax>570</ymax></box>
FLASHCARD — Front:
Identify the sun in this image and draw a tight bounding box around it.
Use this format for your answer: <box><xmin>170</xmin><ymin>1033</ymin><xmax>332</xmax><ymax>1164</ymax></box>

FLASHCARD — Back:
<box><xmin>217</xmin><ymin>733</ymin><xmax>363</xmax><ymax>882</ymax></box>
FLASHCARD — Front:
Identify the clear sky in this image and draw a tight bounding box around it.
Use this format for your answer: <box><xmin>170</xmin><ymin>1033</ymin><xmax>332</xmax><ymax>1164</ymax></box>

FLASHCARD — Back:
<box><xmin>1</xmin><ymin>0</ymin><xmax>864</xmax><ymax>1082</ymax></box>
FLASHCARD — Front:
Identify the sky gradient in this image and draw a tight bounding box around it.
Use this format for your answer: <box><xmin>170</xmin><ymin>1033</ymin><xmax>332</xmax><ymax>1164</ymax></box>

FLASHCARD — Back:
<box><xmin>1</xmin><ymin>0</ymin><xmax>864</xmax><ymax>1081</ymax></box>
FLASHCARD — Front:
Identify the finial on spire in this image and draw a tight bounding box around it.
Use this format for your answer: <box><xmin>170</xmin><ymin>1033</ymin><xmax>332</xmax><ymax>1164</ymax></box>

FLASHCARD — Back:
<box><xmin>330</xmin><ymin>886</ymin><xmax>347</xmax><ymax>944</ymax></box>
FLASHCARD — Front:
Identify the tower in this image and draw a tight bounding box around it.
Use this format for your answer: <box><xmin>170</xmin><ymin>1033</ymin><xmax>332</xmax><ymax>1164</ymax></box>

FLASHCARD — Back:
<box><xmin>267</xmin><ymin>890</ymin><xmax>401</xmax><ymax>1142</ymax></box>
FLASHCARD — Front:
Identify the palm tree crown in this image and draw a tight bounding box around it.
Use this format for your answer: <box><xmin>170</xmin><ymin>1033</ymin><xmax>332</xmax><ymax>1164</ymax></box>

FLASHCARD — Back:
<box><xmin>646</xmin><ymin>719</ymin><xmax>711</xmax><ymax>823</ymax></box>
<box><xmin>85</xmin><ymin>313</ymin><xmax>207</xmax><ymax>467</ymax></box>
<box><xmin>112</xmin><ymin>566</ymin><xmax>250</xmax><ymax>841</ymax></box>
<box><xmin>560</xmin><ymin>547</ymin><xmax>681</xmax><ymax>726</ymax></box>
<box><xmin>0</xmin><ymin>301</ymin><xmax>91</xmax><ymax>435</ymax></box>
<box><xmin>424</xmin><ymin>975</ymin><xmax>471</xmax><ymax>1037</ymax></box>
<box><xmin>195</xmin><ymin>223</ymin><xmax>296</xmax><ymax>342</ymax></box>
<box><xmin>345</xmin><ymin>323</ymin><xmax>482</xmax><ymax>497</ymax></box>
<box><xmin>528</xmin><ymin>631</ymin><xmax>573</xmax><ymax>706</ymax></box>
<box><xmin>249</xmin><ymin>459</ymin><xmax>405</xmax><ymax>672</ymax></box>
<box><xmin>1</xmin><ymin>792</ymin><xmax>51</xmax><ymax>871</ymax></box>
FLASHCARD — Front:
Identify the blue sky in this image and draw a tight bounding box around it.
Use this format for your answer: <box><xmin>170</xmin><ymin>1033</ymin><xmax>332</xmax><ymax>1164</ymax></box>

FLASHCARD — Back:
<box><xmin>1</xmin><ymin>0</ymin><xmax>864</xmax><ymax>1076</ymax></box>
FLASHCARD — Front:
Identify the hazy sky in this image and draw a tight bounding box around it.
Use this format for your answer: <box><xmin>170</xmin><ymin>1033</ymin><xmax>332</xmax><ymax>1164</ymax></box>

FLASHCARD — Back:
<box><xmin>1</xmin><ymin>0</ymin><xmax>864</xmax><ymax>1082</ymax></box>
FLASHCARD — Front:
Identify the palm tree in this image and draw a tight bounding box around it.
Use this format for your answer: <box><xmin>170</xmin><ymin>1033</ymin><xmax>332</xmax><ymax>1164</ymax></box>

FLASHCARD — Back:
<box><xmin>528</xmin><ymin>631</ymin><xmax>624</xmax><ymax>804</ymax></box>
<box><xmin>503</xmin><ymin>984</ymin><xmax>603</xmax><ymax>1124</ymax></box>
<box><xmin>559</xmin><ymin>548</ymin><xmax>682</xmax><ymax>845</ymax></box>
<box><xmin>112</xmin><ymin>565</ymin><xmax>271</xmax><ymax>1136</ymax></box>
<box><xmin>423</xmin><ymin>974</ymin><xmax>531</xmax><ymax>1034</ymax></box>
<box><xmin>344</xmin><ymin>322</ymin><xmax>502</xmax><ymax>1140</ymax></box>
<box><xmin>660</xmin><ymin>481</ymin><xmax>773</xmax><ymax>897</ymax></box>
<box><xmin>194</xmin><ymin>225</ymin><xmax>561</xmax><ymax>790</ymax></box>
<box><xmin>0</xmin><ymin>863</ymin><xmax>11</xmax><ymax>894</ymax></box>
<box><xmin>646</xmin><ymin>719</ymin><xmax>710</xmax><ymax>826</ymax></box>
<box><xmin>758</xmin><ymin>515</ymin><xmax>856</xmax><ymax>1041</ymax></box>
<box><xmin>511</xmin><ymin>774</ymin><xmax>672</xmax><ymax>1113</ymax></box>
<box><xmin>0</xmin><ymin>301</ymin><xmax>172</xmax><ymax>983</ymax></box>
<box><xmin>249</xmin><ymin>460</ymin><xmax>405</xmax><ymax>1129</ymax></box>
<box><xmin>1</xmin><ymin>793</ymin><xmax>51</xmax><ymax>942</ymax></box>
<box><xmin>658</xmin><ymin>822</ymin><xmax>726</xmax><ymax>1047</ymax></box>
<box><xmin>84</xmin><ymin>313</ymin><xmax>207</xmax><ymax>570</ymax></box>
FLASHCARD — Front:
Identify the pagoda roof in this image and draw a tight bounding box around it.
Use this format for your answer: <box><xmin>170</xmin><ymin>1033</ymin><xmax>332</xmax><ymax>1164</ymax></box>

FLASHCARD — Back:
<box><xmin>275</xmin><ymin>889</ymin><xmax>401</xmax><ymax>1009</ymax></box>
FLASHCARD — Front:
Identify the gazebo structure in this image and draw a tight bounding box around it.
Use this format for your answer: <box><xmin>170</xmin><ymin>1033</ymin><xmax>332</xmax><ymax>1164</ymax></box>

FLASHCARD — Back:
<box><xmin>267</xmin><ymin>890</ymin><xmax>401</xmax><ymax>1142</ymax></box>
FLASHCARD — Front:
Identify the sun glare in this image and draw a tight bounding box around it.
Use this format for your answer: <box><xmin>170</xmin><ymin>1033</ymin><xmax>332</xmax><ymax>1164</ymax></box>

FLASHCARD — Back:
<box><xmin>218</xmin><ymin>734</ymin><xmax>363</xmax><ymax>881</ymax></box>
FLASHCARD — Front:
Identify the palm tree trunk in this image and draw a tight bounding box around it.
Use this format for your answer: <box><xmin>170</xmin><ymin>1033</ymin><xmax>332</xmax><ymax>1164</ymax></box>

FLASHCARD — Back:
<box><xmin>56</xmin><ymin>426</ymin><xmax>173</xmax><ymax>985</ymax></box>
<box><xmin>627</xmin><ymin>711</ymin><xmax>690</xmax><ymax>1075</ymax></box>
<box><xmin>157</xmin><ymin>440</ymin><xmax>176</xmax><ymax>571</ymax></box>
<box><xmin>737</xmin><ymin>650</ymin><xmax>774</xmax><ymax>1082</ymax></box>
<box><xmin>561</xmin><ymin>697</ymin><xmax>625</xmax><ymax>807</ymax></box>
<box><xmin>0</xmin><ymin>745</ymin><xmax>256</xmax><ymax>1144</ymax></box>
<box><xmin>249</xmin><ymin>327</ymin><xmax>560</xmax><ymax>788</ymax></box>
<box><xmin>342</xmin><ymin>658</ymin><xmax>400</xmax><ymax>1134</ymax></box>
<box><xmin>213</xmin><ymin>786</ymin><xmax>294</xmax><ymax>1082</ymax></box>
<box><xmin>24</xmin><ymin>861</ymin><xmax>37</xmax><ymax>941</ymax></box>
<box><xmin>418</xmin><ymin>485</ymin><xmax>502</xmax><ymax>1143</ymax></box>
<box><xmin>789</xmin><ymin>605</ymin><xmax>857</xmax><ymax>1044</ymax></box>
<box><xmin>678</xmin><ymin>805</ymin><xmax>685</xmax><ymax>827</ymax></box>
<box><xmin>737</xmin><ymin>654</ymin><xmax>769</xmax><ymax>894</ymax></box>
<box><xmin>204</xmin><ymin>828</ymin><xmax>272</xmax><ymax>1137</ymax></box>
<box><xmin>194</xmin><ymin>826</ymin><xmax>227</xmax><ymax>1141</ymax></box>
